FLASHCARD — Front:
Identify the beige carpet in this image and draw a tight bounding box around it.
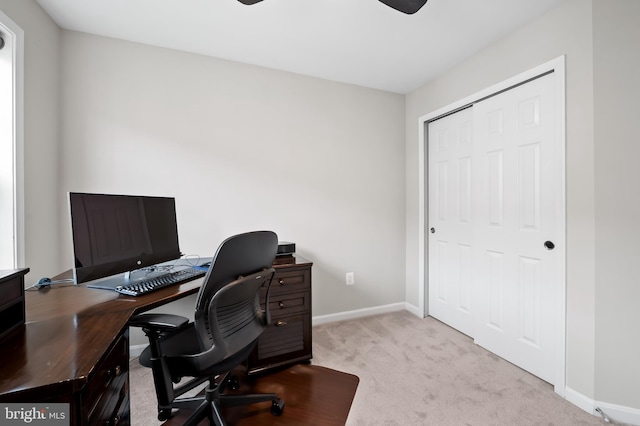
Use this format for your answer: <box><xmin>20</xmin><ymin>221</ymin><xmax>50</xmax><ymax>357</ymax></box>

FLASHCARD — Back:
<box><xmin>131</xmin><ymin>310</ymin><xmax>609</xmax><ymax>425</ymax></box>
<box><xmin>313</xmin><ymin>311</ymin><xmax>606</xmax><ymax>425</ymax></box>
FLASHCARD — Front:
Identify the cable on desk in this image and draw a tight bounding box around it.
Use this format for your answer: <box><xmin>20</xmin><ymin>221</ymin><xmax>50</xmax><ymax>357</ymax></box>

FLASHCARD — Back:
<box><xmin>26</xmin><ymin>277</ymin><xmax>75</xmax><ymax>291</ymax></box>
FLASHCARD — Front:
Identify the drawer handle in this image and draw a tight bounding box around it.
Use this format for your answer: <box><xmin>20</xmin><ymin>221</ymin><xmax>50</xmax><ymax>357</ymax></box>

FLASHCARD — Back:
<box><xmin>108</xmin><ymin>365</ymin><xmax>122</xmax><ymax>378</ymax></box>
<box><xmin>278</xmin><ymin>279</ymin><xmax>285</xmax><ymax>286</ymax></box>
<box><xmin>278</xmin><ymin>302</ymin><xmax>285</xmax><ymax>309</ymax></box>
<box><xmin>275</xmin><ymin>321</ymin><xmax>288</xmax><ymax>327</ymax></box>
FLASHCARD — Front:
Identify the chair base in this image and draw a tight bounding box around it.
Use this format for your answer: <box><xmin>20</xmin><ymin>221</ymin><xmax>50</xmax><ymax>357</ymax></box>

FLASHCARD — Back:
<box><xmin>160</xmin><ymin>372</ymin><xmax>284</xmax><ymax>426</ymax></box>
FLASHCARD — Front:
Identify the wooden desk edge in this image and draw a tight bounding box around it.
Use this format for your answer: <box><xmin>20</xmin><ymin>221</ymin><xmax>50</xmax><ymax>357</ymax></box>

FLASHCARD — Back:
<box><xmin>0</xmin><ymin>276</ymin><xmax>203</xmax><ymax>400</ymax></box>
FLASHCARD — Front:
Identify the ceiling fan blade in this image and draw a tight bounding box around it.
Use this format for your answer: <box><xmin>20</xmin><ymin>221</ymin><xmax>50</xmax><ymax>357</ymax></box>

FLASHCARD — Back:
<box><xmin>378</xmin><ymin>0</ymin><xmax>428</xmax><ymax>14</ymax></box>
<box><xmin>236</xmin><ymin>0</ymin><xmax>428</xmax><ymax>14</ymax></box>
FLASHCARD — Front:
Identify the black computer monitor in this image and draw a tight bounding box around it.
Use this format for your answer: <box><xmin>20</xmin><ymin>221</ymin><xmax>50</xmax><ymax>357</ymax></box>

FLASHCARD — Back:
<box><xmin>69</xmin><ymin>192</ymin><xmax>182</xmax><ymax>287</ymax></box>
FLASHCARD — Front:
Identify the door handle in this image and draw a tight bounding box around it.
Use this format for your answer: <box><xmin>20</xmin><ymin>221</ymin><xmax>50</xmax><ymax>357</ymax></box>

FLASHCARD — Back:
<box><xmin>544</xmin><ymin>241</ymin><xmax>555</xmax><ymax>250</ymax></box>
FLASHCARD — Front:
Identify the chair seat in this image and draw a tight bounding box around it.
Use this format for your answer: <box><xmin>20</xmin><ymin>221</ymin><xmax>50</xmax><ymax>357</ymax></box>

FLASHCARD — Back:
<box><xmin>140</xmin><ymin>324</ymin><xmax>259</xmax><ymax>381</ymax></box>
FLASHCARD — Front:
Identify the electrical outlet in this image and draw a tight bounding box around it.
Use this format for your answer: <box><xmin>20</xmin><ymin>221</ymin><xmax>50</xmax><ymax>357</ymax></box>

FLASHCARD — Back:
<box><xmin>346</xmin><ymin>272</ymin><xmax>355</xmax><ymax>285</ymax></box>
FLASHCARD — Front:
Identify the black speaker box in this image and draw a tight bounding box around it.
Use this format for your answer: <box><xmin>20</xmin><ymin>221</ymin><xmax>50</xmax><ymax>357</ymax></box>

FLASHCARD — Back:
<box><xmin>277</xmin><ymin>241</ymin><xmax>296</xmax><ymax>257</ymax></box>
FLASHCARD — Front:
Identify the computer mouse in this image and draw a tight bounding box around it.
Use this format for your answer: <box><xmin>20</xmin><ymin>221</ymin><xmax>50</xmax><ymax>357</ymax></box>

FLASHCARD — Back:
<box><xmin>36</xmin><ymin>277</ymin><xmax>52</xmax><ymax>289</ymax></box>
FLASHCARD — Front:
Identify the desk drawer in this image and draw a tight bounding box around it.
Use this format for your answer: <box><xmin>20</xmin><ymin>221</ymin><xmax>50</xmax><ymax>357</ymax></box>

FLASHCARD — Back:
<box><xmin>82</xmin><ymin>330</ymin><xmax>129</xmax><ymax>425</ymax></box>
<box><xmin>250</xmin><ymin>314</ymin><xmax>312</xmax><ymax>374</ymax></box>
<box><xmin>0</xmin><ymin>275</ymin><xmax>22</xmax><ymax>306</ymax></box>
<box><xmin>264</xmin><ymin>268</ymin><xmax>310</xmax><ymax>298</ymax></box>
<box><xmin>267</xmin><ymin>291</ymin><xmax>309</xmax><ymax>318</ymax></box>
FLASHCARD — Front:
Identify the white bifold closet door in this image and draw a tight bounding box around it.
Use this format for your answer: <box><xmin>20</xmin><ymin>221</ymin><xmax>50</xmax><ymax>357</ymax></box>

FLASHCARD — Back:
<box><xmin>428</xmin><ymin>106</ymin><xmax>475</xmax><ymax>337</ymax></box>
<box><xmin>428</xmin><ymin>73</ymin><xmax>560</xmax><ymax>384</ymax></box>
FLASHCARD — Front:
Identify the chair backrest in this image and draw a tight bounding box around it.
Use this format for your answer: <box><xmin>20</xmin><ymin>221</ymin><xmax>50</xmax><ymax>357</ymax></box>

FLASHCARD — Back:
<box><xmin>194</xmin><ymin>231</ymin><xmax>278</xmax><ymax>350</ymax></box>
<box><xmin>207</xmin><ymin>267</ymin><xmax>275</xmax><ymax>361</ymax></box>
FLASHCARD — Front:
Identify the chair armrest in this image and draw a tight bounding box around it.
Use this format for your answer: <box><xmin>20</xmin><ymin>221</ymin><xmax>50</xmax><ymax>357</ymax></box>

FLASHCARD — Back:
<box><xmin>129</xmin><ymin>313</ymin><xmax>190</xmax><ymax>332</ymax></box>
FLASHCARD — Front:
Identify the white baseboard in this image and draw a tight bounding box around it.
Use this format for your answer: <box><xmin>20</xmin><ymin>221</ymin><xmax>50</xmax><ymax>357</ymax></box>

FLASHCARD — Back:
<box><xmin>565</xmin><ymin>386</ymin><xmax>640</xmax><ymax>425</ymax></box>
<box><xmin>311</xmin><ymin>302</ymin><xmax>406</xmax><ymax>326</ymax></box>
<box><xmin>564</xmin><ymin>386</ymin><xmax>595</xmax><ymax>414</ymax></box>
<box><xmin>403</xmin><ymin>302</ymin><xmax>422</xmax><ymax>318</ymax></box>
<box><xmin>130</xmin><ymin>344</ymin><xmax>146</xmax><ymax>358</ymax></box>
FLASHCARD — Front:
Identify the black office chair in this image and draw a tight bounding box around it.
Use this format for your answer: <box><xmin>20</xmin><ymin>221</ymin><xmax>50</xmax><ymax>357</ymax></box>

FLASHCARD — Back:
<box><xmin>130</xmin><ymin>230</ymin><xmax>284</xmax><ymax>425</ymax></box>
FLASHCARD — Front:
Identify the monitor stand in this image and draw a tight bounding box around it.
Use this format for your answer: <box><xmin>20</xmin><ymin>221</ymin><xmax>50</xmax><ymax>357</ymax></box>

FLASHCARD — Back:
<box><xmin>86</xmin><ymin>268</ymin><xmax>168</xmax><ymax>290</ymax></box>
<box><xmin>84</xmin><ymin>257</ymin><xmax>212</xmax><ymax>291</ymax></box>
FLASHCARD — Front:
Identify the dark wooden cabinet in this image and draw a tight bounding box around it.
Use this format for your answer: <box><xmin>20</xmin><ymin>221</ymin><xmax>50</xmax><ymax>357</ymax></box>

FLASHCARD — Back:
<box><xmin>248</xmin><ymin>255</ymin><xmax>313</xmax><ymax>374</ymax></box>
<box><xmin>0</xmin><ymin>269</ymin><xmax>29</xmax><ymax>340</ymax></box>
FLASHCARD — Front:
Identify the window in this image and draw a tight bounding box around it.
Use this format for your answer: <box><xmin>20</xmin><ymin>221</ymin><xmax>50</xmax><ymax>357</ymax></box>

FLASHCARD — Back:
<box><xmin>0</xmin><ymin>11</ymin><xmax>24</xmax><ymax>269</ymax></box>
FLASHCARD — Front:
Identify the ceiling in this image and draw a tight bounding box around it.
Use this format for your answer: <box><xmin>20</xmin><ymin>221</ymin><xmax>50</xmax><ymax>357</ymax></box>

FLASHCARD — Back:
<box><xmin>36</xmin><ymin>0</ymin><xmax>565</xmax><ymax>94</ymax></box>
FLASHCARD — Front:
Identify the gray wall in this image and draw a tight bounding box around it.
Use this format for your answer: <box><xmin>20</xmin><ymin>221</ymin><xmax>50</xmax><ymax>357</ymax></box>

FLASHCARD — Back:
<box><xmin>2</xmin><ymin>0</ymin><xmax>406</xmax><ymax>350</ymax></box>
<box><xmin>592</xmin><ymin>0</ymin><xmax>640</xmax><ymax>408</ymax></box>
<box><xmin>58</xmin><ymin>31</ymin><xmax>406</xmax><ymax>344</ymax></box>
<box><xmin>406</xmin><ymin>0</ymin><xmax>639</xmax><ymax>411</ymax></box>
<box><xmin>0</xmin><ymin>0</ymin><xmax>61</xmax><ymax>282</ymax></box>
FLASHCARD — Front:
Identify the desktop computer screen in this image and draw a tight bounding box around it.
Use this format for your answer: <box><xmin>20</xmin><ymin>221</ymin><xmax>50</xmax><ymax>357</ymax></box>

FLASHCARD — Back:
<box><xmin>69</xmin><ymin>192</ymin><xmax>182</xmax><ymax>286</ymax></box>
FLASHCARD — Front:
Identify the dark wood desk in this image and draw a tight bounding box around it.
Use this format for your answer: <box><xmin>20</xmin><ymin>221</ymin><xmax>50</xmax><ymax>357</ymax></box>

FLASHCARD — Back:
<box><xmin>0</xmin><ymin>256</ymin><xmax>313</xmax><ymax>425</ymax></box>
<box><xmin>0</xmin><ymin>272</ymin><xmax>204</xmax><ymax>425</ymax></box>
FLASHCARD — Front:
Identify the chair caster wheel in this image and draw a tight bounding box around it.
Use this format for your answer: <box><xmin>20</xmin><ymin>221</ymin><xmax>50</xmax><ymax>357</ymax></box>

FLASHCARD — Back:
<box><xmin>228</xmin><ymin>375</ymin><xmax>240</xmax><ymax>390</ymax></box>
<box><xmin>157</xmin><ymin>409</ymin><xmax>172</xmax><ymax>421</ymax></box>
<box><xmin>271</xmin><ymin>398</ymin><xmax>285</xmax><ymax>416</ymax></box>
